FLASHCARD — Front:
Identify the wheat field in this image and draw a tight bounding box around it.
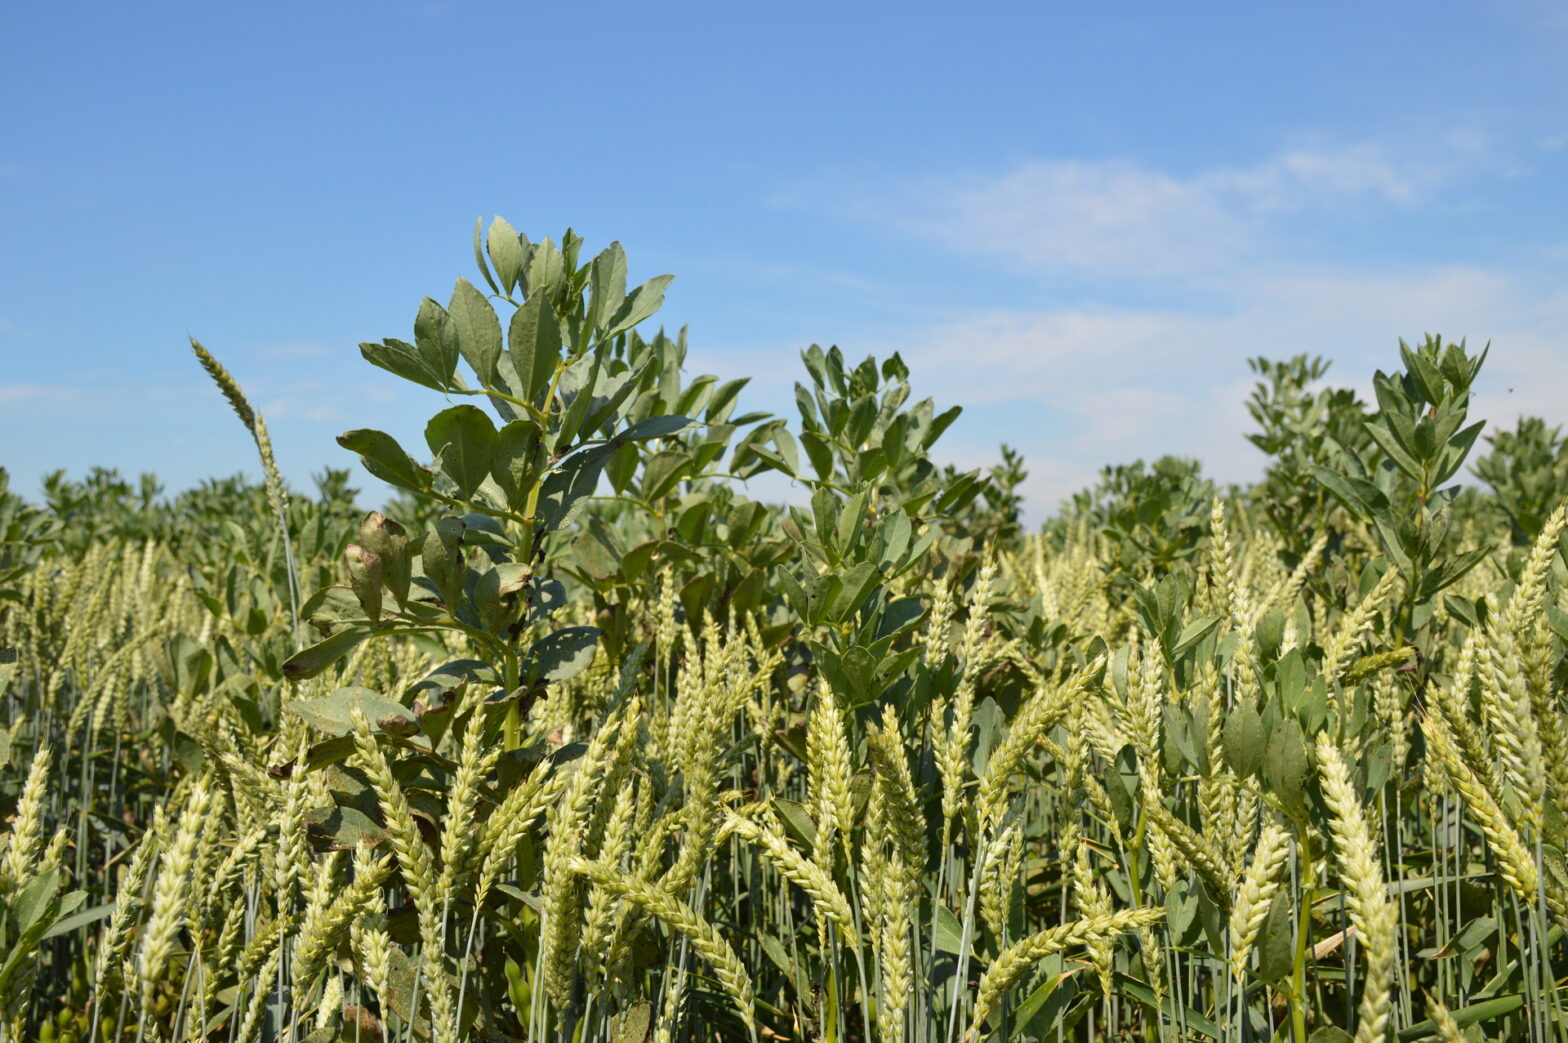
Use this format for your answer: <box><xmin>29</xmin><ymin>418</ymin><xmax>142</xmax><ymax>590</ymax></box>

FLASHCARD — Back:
<box><xmin>0</xmin><ymin>220</ymin><xmax>1564</xmax><ymax>1042</ymax></box>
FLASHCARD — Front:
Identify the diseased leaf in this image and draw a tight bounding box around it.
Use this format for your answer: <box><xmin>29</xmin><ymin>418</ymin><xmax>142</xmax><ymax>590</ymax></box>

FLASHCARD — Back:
<box><xmin>413</xmin><ymin>296</ymin><xmax>460</xmax><ymax>385</ymax></box>
<box><xmin>537</xmin><ymin>445</ymin><xmax>615</xmax><ymax>533</ymax></box>
<box><xmin>610</xmin><ymin>1001</ymin><xmax>652</xmax><ymax>1043</ymax></box>
<box><xmin>359</xmin><ymin>338</ymin><xmax>447</xmax><ymax>391</ymax></box>
<box><xmin>305</xmin><ymin>804</ymin><xmax>390</xmax><ymax>851</ymax></box>
<box><xmin>337</xmin><ymin>429</ymin><xmax>432</xmax><ymax>493</ymax></box>
<box><xmin>282</xmin><ymin>628</ymin><xmax>375</xmax><ymax>682</ymax></box>
<box><xmin>526</xmin><ymin>626</ymin><xmax>600</xmax><ymax>684</ymax></box>
<box><xmin>285</xmin><ymin>686</ymin><xmax>418</xmax><ymax>736</ymax></box>
<box><xmin>343</xmin><ymin>545</ymin><xmax>383</xmax><ymax>623</ymax></box>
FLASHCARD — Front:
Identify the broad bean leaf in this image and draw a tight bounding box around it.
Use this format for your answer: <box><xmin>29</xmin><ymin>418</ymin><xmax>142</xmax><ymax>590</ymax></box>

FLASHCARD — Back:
<box><xmin>1311</xmin><ymin>465</ymin><xmax>1389</xmax><ymax>523</ymax></box>
<box><xmin>283</xmin><ymin>627</ymin><xmax>375</xmax><ymax>681</ymax></box>
<box><xmin>39</xmin><ymin>897</ymin><xmax>107</xmax><ymax>942</ymax></box>
<box><xmin>1263</xmin><ymin>718</ymin><xmax>1309</xmax><ymax>815</ymax></box>
<box><xmin>508</xmin><ymin>293</ymin><xmax>562</xmax><ymax>404</ymax></box>
<box><xmin>343</xmin><ymin>545</ymin><xmax>383</xmax><ymax>623</ymax></box>
<box><xmin>526</xmin><ymin>626</ymin><xmax>601</xmax><ymax>685</ymax></box>
<box><xmin>413</xmin><ymin>296</ymin><xmax>460</xmax><ymax>384</ymax></box>
<box><xmin>426</xmin><ymin>405</ymin><xmax>499</xmax><ymax>500</ymax></box>
<box><xmin>604</xmin><ymin>274</ymin><xmax>674</xmax><ymax>340</ymax></box>
<box><xmin>586</xmin><ymin>243</ymin><xmax>628</xmax><ymax>335</ymax></box>
<box><xmin>487</xmin><ymin>216</ymin><xmax>526</xmax><ymax>295</ymax></box>
<box><xmin>449</xmin><ymin>277</ymin><xmax>503</xmax><ymax>386</ymax></box>
<box><xmin>1257</xmin><ymin>891</ymin><xmax>1294</xmax><ymax>983</ymax></box>
<box><xmin>525</xmin><ymin>238</ymin><xmax>566</xmax><ymax>306</ymax></box>
<box><xmin>301</xmin><ymin>585</ymin><xmax>369</xmax><ymax>637</ymax></box>
<box><xmin>537</xmin><ymin>445</ymin><xmax>616</xmax><ymax>534</ymax></box>
<box><xmin>285</xmin><ymin>686</ymin><xmax>418</xmax><ymax>736</ymax></box>
<box><xmin>610</xmin><ymin>1003</ymin><xmax>652</xmax><ymax>1043</ymax></box>
<box><xmin>1223</xmin><ymin>699</ymin><xmax>1265</xmax><ymax>778</ymax></box>
<box><xmin>305</xmin><ymin>805</ymin><xmax>389</xmax><ymax>851</ymax></box>
<box><xmin>360</xmin><ymin>337</ymin><xmax>447</xmax><ymax>391</ymax></box>
<box><xmin>405</xmin><ymin>659</ymin><xmax>499</xmax><ymax>701</ymax></box>
<box><xmin>359</xmin><ymin>511</ymin><xmax>411</xmax><ymax>608</ymax></box>
<box><xmin>489</xmin><ymin>418</ymin><xmax>546</xmax><ymax>512</ymax></box>
<box><xmin>337</xmin><ymin>429</ymin><xmax>432</xmax><ymax>493</ymax></box>
<box><xmin>1306</xmin><ymin>1029</ymin><xmax>1352</xmax><ymax>1043</ymax></box>
<box><xmin>11</xmin><ymin>868</ymin><xmax>62</xmax><ymax>932</ymax></box>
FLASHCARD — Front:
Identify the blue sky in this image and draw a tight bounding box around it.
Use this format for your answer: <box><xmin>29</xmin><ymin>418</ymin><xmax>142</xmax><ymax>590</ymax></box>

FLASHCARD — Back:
<box><xmin>3</xmin><ymin>1</ymin><xmax>1565</xmax><ymax>517</ymax></box>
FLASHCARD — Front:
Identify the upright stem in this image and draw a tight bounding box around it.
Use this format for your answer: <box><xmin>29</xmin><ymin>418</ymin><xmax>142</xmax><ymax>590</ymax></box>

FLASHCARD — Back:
<box><xmin>1288</xmin><ymin>818</ymin><xmax>1315</xmax><ymax>1043</ymax></box>
<box><xmin>502</xmin><ymin>653</ymin><xmax>522</xmax><ymax>750</ymax></box>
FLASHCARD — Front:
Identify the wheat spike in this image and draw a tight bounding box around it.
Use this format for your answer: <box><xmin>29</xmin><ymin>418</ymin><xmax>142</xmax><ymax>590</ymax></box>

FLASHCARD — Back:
<box><xmin>571</xmin><ymin>856</ymin><xmax>755</xmax><ymax>1026</ymax></box>
<box><xmin>968</xmin><ymin>907</ymin><xmax>1164</xmax><ymax>1039</ymax></box>
<box><xmin>1227</xmin><ymin>821</ymin><xmax>1292</xmax><ymax>981</ymax></box>
<box><xmin>1317</xmin><ymin>736</ymin><xmax>1397</xmax><ymax>1043</ymax></box>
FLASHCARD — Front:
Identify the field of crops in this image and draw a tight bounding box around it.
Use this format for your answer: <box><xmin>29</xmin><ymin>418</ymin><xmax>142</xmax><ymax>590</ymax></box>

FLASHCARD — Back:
<box><xmin>2</xmin><ymin>219</ymin><xmax>1567</xmax><ymax>1043</ymax></box>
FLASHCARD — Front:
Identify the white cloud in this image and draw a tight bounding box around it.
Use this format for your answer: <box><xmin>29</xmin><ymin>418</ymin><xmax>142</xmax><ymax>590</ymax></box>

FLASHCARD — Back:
<box><xmin>253</xmin><ymin>341</ymin><xmax>334</xmax><ymax>361</ymax></box>
<box><xmin>1207</xmin><ymin>144</ymin><xmax>1427</xmax><ymax>210</ymax></box>
<box><xmin>838</xmin><ymin>143</ymin><xmax>1446</xmax><ymax>279</ymax></box>
<box><xmin>872</xmin><ymin>160</ymin><xmax>1238</xmax><ymax>276</ymax></box>
<box><xmin>0</xmin><ymin>383</ymin><xmax>85</xmax><ymax>406</ymax></box>
<box><xmin>879</xmin><ymin>308</ymin><xmax>1235</xmax><ymax>406</ymax></box>
<box><xmin>862</xmin><ymin>263</ymin><xmax>1568</xmax><ymax>519</ymax></box>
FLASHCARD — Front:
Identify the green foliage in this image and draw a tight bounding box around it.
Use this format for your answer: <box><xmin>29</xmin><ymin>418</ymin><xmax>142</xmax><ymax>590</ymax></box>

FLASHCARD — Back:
<box><xmin>308</xmin><ymin>225</ymin><xmax>705</xmax><ymax>732</ymax></box>
<box><xmin>1062</xmin><ymin>455</ymin><xmax>1215</xmax><ymax>583</ymax></box>
<box><xmin>1472</xmin><ymin>415</ymin><xmax>1568</xmax><ymax>545</ymax></box>
<box><xmin>1244</xmin><ymin>354</ymin><xmax>1371</xmax><ymax>555</ymax></box>
<box><xmin>941</xmin><ymin>443</ymin><xmax>1029</xmax><ymax>550</ymax></box>
<box><xmin>1311</xmin><ymin>336</ymin><xmax>1492</xmax><ymax>640</ymax></box>
<box><xmin>0</xmin><ymin>470</ymin><xmax>53</xmax><ymax>602</ymax></box>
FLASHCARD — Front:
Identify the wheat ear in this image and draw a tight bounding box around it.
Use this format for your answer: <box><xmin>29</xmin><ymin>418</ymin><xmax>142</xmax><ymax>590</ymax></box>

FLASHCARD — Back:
<box><xmin>968</xmin><ymin>907</ymin><xmax>1164</xmax><ymax>1039</ymax></box>
<box><xmin>1317</xmin><ymin>736</ymin><xmax>1397</xmax><ymax>1043</ymax></box>
<box><xmin>724</xmin><ymin>813</ymin><xmax>858</xmax><ymax>943</ymax></box>
<box><xmin>189</xmin><ymin>338</ymin><xmax>299</xmax><ymax>633</ymax></box>
<box><xmin>570</xmin><ymin>856</ymin><xmax>755</xmax><ymax>1027</ymax></box>
<box><xmin>1227</xmin><ymin>821</ymin><xmax>1291</xmax><ymax>981</ymax></box>
<box><xmin>1422</xmin><ymin>710</ymin><xmax>1539</xmax><ymax>901</ymax></box>
<box><xmin>0</xmin><ymin>745</ymin><xmax>51</xmax><ymax>890</ymax></box>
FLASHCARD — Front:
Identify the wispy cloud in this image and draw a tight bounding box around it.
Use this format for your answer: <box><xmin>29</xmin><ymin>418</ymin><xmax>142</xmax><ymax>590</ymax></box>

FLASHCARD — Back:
<box><xmin>256</xmin><ymin>378</ymin><xmax>400</xmax><ymax>424</ymax></box>
<box><xmin>0</xmin><ymin>372</ymin><xmax>405</xmax><ymax>430</ymax></box>
<box><xmin>815</xmin><ymin>142</ymin><xmax>1465</xmax><ymax>281</ymax></box>
<box><xmin>0</xmin><ymin>383</ymin><xmax>85</xmax><ymax>406</ymax></box>
<box><xmin>252</xmin><ymin>341</ymin><xmax>335</xmax><ymax>361</ymax></box>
